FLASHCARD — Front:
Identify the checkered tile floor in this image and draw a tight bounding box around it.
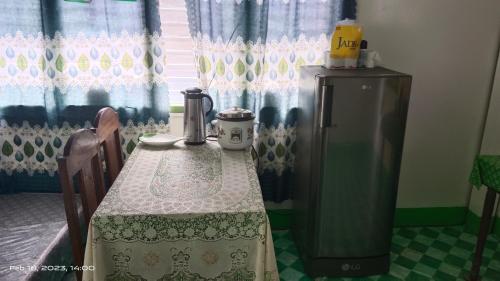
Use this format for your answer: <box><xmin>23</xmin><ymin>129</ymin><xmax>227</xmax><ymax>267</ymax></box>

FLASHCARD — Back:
<box><xmin>273</xmin><ymin>226</ymin><xmax>500</xmax><ymax>281</ymax></box>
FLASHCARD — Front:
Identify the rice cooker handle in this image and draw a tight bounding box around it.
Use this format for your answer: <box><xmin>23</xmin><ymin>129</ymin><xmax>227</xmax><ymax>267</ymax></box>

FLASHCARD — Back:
<box><xmin>201</xmin><ymin>94</ymin><xmax>214</xmax><ymax>116</ymax></box>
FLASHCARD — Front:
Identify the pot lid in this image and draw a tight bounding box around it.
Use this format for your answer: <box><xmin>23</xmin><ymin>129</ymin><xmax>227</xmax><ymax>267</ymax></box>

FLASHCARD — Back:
<box><xmin>217</xmin><ymin>107</ymin><xmax>255</xmax><ymax>120</ymax></box>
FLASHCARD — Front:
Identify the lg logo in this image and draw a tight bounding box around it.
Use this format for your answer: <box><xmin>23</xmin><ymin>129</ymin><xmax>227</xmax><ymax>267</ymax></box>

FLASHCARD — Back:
<box><xmin>341</xmin><ymin>263</ymin><xmax>361</xmax><ymax>271</ymax></box>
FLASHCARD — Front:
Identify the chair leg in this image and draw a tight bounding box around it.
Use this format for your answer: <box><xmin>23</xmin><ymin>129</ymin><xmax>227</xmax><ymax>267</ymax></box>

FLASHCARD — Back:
<box><xmin>468</xmin><ymin>188</ymin><xmax>498</xmax><ymax>281</ymax></box>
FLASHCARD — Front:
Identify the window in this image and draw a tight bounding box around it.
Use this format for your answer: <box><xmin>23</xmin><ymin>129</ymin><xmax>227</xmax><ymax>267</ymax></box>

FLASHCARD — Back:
<box><xmin>159</xmin><ymin>0</ymin><xmax>197</xmax><ymax>106</ymax></box>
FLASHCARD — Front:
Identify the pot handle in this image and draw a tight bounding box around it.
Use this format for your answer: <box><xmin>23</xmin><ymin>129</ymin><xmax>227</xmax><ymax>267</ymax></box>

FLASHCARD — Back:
<box><xmin>201</xmin><ymin>94</ymin><xmax>214</xmax><ymax>116</ymax></box>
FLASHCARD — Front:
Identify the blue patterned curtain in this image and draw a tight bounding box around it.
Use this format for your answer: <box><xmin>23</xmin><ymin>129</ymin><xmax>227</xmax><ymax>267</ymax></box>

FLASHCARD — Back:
<box><xmin>185</xmin><ymin>0</ymin><xmax>356</xmax><ymax>202</ymax></box>
<box><xmin>0</xmin><ymin>0</ymin><xmax>170</xmax><ymax>193</ymax></box>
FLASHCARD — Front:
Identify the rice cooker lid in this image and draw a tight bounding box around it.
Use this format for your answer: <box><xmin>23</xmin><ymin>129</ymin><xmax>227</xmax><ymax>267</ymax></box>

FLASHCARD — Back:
<box><xmin>217</xmin><ymin>107</ymin><xmax>255</xmax><ymax>121</ymax></box>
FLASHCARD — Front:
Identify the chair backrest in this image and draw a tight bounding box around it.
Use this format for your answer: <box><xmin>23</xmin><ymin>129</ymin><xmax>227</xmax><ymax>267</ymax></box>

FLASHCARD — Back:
<box><xmin>93</xmin><ymin>107</ymin><xmax>124</xmax><ymax>186</ymax></box>
<box><xmin>57</xmin><ymin>129</ymin><xmax>106</xmax><ymax>280</ymax></box>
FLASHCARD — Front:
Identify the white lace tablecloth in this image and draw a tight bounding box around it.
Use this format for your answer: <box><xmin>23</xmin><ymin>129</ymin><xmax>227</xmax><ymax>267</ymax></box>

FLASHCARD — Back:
<box><xmin>83</xmin><ymin>142</ymin><xmax>278</xmax><ymax>281</ymax></box>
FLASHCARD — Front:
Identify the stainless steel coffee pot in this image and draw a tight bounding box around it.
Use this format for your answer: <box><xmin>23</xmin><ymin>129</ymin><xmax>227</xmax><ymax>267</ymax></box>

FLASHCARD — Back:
<box><xmin>181</xmin><ymin>87</ymin><xmax>213</xmax><ymax>145</ymax></box>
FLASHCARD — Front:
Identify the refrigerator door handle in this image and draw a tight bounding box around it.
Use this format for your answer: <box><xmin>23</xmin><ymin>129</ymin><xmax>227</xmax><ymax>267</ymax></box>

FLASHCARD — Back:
<box><xmin>320</xmin><ymin>85</ymin><xmax>334</xmax><ymax>128</ymax></box>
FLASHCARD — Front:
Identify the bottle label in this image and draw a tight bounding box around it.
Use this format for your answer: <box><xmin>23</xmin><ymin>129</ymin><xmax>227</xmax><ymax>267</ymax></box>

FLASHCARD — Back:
<box><xmin>330</xmin><ymin>25</ymin><xmax>363</xmax><ymax>60</ymax></box>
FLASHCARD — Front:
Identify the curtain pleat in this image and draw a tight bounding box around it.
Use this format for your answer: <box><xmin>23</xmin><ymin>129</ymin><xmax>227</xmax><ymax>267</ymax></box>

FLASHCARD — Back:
<box><xmin>185</xmin><ymin>0</ymin><xmax>356</xmax><ymax>202</ymax></box>
<box><xmin>0</xmin><ymin>0</ymin><xmax>170</xmax><ymax>191</ymax></box>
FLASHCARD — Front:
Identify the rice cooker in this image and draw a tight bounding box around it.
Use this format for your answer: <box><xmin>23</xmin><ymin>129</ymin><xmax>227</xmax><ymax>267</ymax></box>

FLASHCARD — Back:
<box><xmin>214</xmin><ymin>107</ymin><xmax>255</xmax><ymax>150</ymax></box>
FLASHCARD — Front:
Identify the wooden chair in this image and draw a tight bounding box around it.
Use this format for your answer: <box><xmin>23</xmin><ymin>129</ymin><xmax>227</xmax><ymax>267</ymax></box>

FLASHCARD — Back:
<box><xmin>92</xmin><ymin>107</ymin><xmax>124</xmax><ymax>187</ymax></box>
<box><xmin>57</xmin><ymin>129</ymin><xmax>106</xmax><ymax>281</ymax></box>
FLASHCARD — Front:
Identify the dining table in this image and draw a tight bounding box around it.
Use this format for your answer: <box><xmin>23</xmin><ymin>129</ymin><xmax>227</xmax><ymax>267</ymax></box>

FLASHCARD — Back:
<box><xmin>82</xmin><ymin>141</ymin><xmax>278</xmax><ymax>281</ymax></box>
<box><xmin>468</xmin><ymin>155</ymin><xmax>500</xmax><ymax>281</ymax></box>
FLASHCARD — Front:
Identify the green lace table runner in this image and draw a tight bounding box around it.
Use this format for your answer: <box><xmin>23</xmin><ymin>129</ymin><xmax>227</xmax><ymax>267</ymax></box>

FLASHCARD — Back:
<box><xmin>469</xmin><ymin>155</ymin><xmax>500</xmax><ymax>192</ymax></box>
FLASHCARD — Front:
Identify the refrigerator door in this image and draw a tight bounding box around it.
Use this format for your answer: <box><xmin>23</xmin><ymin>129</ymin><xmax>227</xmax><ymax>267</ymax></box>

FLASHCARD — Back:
<box><xmin>294</xmin><ymin>67</ymin><xmax>323</xmax><ymax>258</ymax></box>
<box><xmin>313</xmin><ymin>75</ymin><xmax>409</xmax><ymax>257</ymax></box>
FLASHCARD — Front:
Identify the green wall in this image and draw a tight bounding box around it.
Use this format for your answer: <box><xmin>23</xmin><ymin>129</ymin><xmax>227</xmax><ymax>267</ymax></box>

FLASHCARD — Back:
<box><xmin>267</xmin><ymin>207</ymin><xmax>500</xmax><ymax>237</ymax></box>
<box><xmin>394</xmin><ymin>207</ymin><xmax>467</xmax><ymax>227</ymax></box>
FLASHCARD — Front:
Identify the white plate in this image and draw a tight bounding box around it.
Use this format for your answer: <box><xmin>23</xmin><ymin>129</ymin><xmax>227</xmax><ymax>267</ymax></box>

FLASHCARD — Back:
<box><xmin>139</xmin><ymin>134</ymin><xmax>184</xmax><ymax>147</ymax></box>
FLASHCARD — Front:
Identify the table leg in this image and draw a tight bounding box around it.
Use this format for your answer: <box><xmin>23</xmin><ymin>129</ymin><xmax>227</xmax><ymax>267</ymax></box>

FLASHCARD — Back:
<box><xmin>468</xmin><ymin>188</ymin><xmax>498</xmax><ymax>281</ymax></box>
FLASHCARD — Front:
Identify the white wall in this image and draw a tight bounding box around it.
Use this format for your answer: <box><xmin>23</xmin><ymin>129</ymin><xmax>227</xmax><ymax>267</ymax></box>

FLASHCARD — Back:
<box><xmin>357</xmin><ymin>0</ymin><xmax>500</xmax><ymax>208</ymax></box>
